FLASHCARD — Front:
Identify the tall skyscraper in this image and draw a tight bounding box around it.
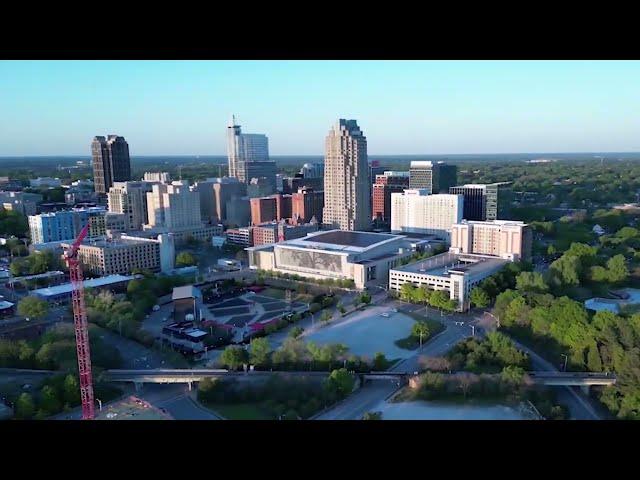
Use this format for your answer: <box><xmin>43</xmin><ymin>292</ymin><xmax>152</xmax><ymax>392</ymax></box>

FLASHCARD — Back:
<box><xmin>226</xmin><ymin>117</ymin><xmax>276</xmax><ymax>192</ymax></box>
<box><xmin>409</xmin><ymin>161</ymin><xmax>457</xmax><ymax>193</ymax></box>
<box><xmin>91</xmin><ymin>135</ymin><xmax>131</xmax><ymax>194</ymax></box>
<box><xmin>323</xmin><ymin>119</ymin><xmax>371</xmax><ymax>231</ymax></box>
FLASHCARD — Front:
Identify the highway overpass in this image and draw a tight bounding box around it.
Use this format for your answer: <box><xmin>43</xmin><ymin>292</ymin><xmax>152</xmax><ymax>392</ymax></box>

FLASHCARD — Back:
<box><xmin>102</xmin><ymin>368</ymin><xmax>616</xmax><ymax>393</ymax></box>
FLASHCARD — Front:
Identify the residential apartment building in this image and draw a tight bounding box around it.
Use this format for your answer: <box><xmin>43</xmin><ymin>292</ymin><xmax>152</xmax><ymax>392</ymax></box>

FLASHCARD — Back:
<box><xmin>146</xmin><ymin>181</ymin><xmax>201</xmax><ymax>230</ymax></box>
<box><xmin>28</xmin><ymin>207</ymin><xmax>111</xmax><ymax>244</ymax></box>
<box><xmin>450</xmin><ymin>220</ymin><xmax>532</xmax><ymax>261</ymax></box>
<box><xmin>390</xmin><ymin>190</ymin><xmax>463</xmax><ymax>240</ymax></box>
<box><xmin>195</xmin><ymin>177</ymin><xmax>246</xmax><ymax>224</ymax></box>
<box><xmin>63</xmin><ymin>233</ymin><xmax>175</xmax><ymax>276</ymax></box>
<box><xmin>107</xmin><ymin>181</ymin><xmax>154</xmax><ymax>230</ymax></box>
<box><xmin>250</xmin><ymin>194</ymin><xmax>292</xmax><ymax>225</ymax></box>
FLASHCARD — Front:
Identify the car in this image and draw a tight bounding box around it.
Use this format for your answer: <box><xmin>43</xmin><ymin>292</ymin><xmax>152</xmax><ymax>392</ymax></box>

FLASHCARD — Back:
<box><xmin>380</xmin><ymin>313</ymin><xmax>390</xmax><ymax>317</ymax></box>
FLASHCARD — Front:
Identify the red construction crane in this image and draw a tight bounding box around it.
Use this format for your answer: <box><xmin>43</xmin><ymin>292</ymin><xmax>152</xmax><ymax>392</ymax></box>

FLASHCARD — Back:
<box><xmin>64</xmin><ymin>222</ymin><xmax>95</xmax><ymax>420</ymax></box>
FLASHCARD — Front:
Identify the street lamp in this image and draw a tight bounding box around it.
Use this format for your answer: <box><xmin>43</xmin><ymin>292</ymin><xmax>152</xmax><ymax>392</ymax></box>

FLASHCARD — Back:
<box><xmin>470</xmin><ymin>325</ymin><xmax>475</xmax><ymax>337</ymax></box>
<box><xmin>419</xmin><ymin>331</ymin><xmax>424</xmax><ymax>348</ymax></box>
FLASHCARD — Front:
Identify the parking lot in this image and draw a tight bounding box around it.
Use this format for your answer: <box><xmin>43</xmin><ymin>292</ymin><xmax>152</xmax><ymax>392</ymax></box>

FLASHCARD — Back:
<box><xmin>304</xmin><ymin>304</ymin><xmax>417</xmax><ymax>360</ymax></box>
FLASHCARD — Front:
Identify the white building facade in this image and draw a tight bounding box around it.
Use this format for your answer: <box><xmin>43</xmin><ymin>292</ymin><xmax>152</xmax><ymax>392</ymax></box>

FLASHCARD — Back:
<box><xmin>390</xmin><ymin>190</ymin><xmax>463</xmax><ymax>240</ymax></box>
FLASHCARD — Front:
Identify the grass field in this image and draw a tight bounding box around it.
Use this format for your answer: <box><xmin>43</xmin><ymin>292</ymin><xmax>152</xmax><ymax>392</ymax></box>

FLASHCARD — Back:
<box><xmin>208</xmin><ymin>403</ymin><xmax>272</xmax><ymax>420</ymax></box>
<box><xmin>394</xmin><ymin>317</ymin><xmax>445</xmax><ymax>350</ymax></box>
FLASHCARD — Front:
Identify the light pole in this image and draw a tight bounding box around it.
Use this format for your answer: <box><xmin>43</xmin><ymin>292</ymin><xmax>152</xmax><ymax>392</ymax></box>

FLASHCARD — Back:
<box><xmin>470</xmin><ymin>325</ymin><xmax>475</xmax><ymax>337</ymax></box>
<box><xmin>561</xmin><ymin>354</ymin><xmax>568</xmax><ymax>372</ymax></box>
<box><xmin>419</xmin><ymin>331</ymin><xmax>424</xmax><ymax>349</ymax></box>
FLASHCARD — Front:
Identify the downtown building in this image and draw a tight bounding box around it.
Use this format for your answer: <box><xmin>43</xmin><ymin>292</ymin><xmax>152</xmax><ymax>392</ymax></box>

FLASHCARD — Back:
<box><xmin>62</xmin><ymin>233</ymin><xmax>175</xmax><ymax>277</ymax></box>
<box><xmin>107</xmin><ymin>181</ymin><xmax>155</xmax><ymax>230</ymax></box>
<box><xmin>292</xmin><ymin>186</ymin><xmax>324</xmax><ymax>224</ymax></box>
<box><xmin>195</xmin><ymin>177</ymin><xmax>246</xmax><ymax>224</ymax></box>
<box><xmin>449</xmin><ymin>219</ymin><xmax>532</xmax><ymax>261</ymax></box>
<box><xmin>409</xmin><ymin>161</ymin><xmax>457</xmax><ymax>193</ymax></box>
<box><xmin>372</xmin><ymin>171</ymin><xmax>410</xmax><ymax>224</ymax></box>
<box><xmin>247</xmin><ymin>230</ymin><xmax>427</xmax><ymax>290</ymax></box>
<box><xmin>28</xmin><ymin>207</ymin><xmax>126</xmax><ymax>244</ymax></box>
<box><xmin>91</xmin><ymin>135</ymin><xmax>132</xmax><ymax>194</ymax></box>
<box><xmin>449</xmin><ymin>183</ymin><xmax>510</xmax><ymax>221</ymax></box>
<box><xmin>250</xmin><ymin>194</ymin><xmax>292</xmax><ymax>225</ymax></box>
<box><xmin>390</xmin><ymin>190</ymin><xmax>463</xmax><ymax>240</ymax></box>
<box><xmin>323</xmin><ymin>119</ymin><xmax>371</xmax><ymax>231</ymax></box>
<box><xmin>251</xmin><ymin>221</ymin><xmax>319</xmax><ymax>247</ymax></box>
<box><xmin>144</xmin><ymin>181</ymin><xmax>222</xmax><ymax>244</ymax></box>
<box><xmin>227</xmin><ymin>118</ymin><xmax>277</xmax><ymax>193</ymax></box>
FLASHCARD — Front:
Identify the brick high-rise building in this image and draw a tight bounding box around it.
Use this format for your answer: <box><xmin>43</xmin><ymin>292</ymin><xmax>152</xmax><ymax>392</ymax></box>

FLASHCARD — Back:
<box><xmin>250</xmin><ymin>194</ymin><xmax>291</xmax><ymax>225</ymax></box>
<box><xmin>91</xmin><ymin>135</ymin><xmax>131</xmax><ymax>194</ymax></box>
<box><xmin>292</xmin><ymin>187</ymin><xmax>324</xmax><ymax>224</ymax></box>
<box><xmin>323</xmin><ymin>119</ymin><xmax>371</xmax><ymax>231</ymax></box>
<box><xmin>372</xmin><ymin>171</ymin><xmax>409</xmax><ymax>223</ymax></box>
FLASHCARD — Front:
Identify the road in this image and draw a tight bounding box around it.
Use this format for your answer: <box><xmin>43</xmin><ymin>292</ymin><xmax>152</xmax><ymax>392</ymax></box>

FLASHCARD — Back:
<box><xmin>315</xmin><ymin>308</ymin><xmax>478</xmax><ymax>420</ymax></box>
<box><xmin>507</xmin><ymin>337</ymin><xmax>604</xmax><ymax>420</ymax></box>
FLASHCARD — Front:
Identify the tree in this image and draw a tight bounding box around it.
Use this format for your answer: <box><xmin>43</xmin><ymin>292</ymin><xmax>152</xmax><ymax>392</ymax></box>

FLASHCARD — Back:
<box><xmin>249</xmin><ymin>337</ymin><xmax>271</xmax><ymax>367</ymax></box>
<box><xmin>373</xmin><ymin>352</ymin><xmax>388</xmax><ymax>371</ymax></box>
<box><xmin>289</xmin><ymin>326</ymin><xmax>304</xmax><ymax>339</ymax></box>
<box><xmin>337</xmin><ymin>303</ymin><xmax>346</xmax><ymax>315</ymax></box>
<box><xmin>457</xmin><ymin>373</ymin><xmax>477</xmax><ymax>398</ymax></box>
<box><xmin>320</xmin><ymin>310</ymin><xmax>332</xmax><ymax>324</ymax></box>
<box><xmin>606</xmin><ymin>254</ymin><xmax>628</xmax><ymax>284</ymax></box>
<box><xmin>40</xmin><ymin>385</ymin><xmax>62</xmax><ymax>415</ymax></box>
<box><xmin>428</xmin><ymin>290</ymin><xmax>451</xmax><ymax>310</ymax></box>
<box><xmin>400</xmin><ymin>283</ymin><xmax>416</xmax><ymax>302</ymax></box>
<box><xmin>18</xmin><ymin>296</ymin><xmax>49</xmax><ymax>320</ymax></box>
<box><xmin>175</xmin><ymin>251</ymin><xmax>197</xmax><ymax>267</ymax></box>
<box><xmin>360</xmin><ymin>292</ymin><xmax>371</xmax><ymax>305</ymax></box>
<box><xmin>515</xmin><ymin>271</ymin><xmax>548</xmax><ymax>293</ymax></box>
<box><xmin>63</xmin><ymin>374</ymin><xmax>81</xmax><ymax>406</ymax></box>
<box><xmin>412</xmin><ymin>321</ymin><xmax>430</xmax><ymax>341</ymax></box>
<box><xmin>220</xmin><ymin>345</ymin><xmax>249</xmax><ymax>370</ymax></box>
<box><xmin>362</xmin><ymin>411</ymin><xmax>382</xmax><ymax>420</ymax></box>
<box><xmin>500</xmin><ymin>365</ymin><xmax>526</xmax><ymax>386</ymax></box>
<box><xmin>326</xmin><ymin>368</ymin><xmax>355</xmax><ymax>397</ymax></box>
<box><xmin>15</xmin><ymin>392</ymin><xmax>35</xmax><ymax>419</ymax></box>
<box><xmin>470</xmin><ymin>287</ymin><xmax>490</xmax><ymax>308</ymax></box>
<box><xmin>547</xmin><ymin>244</ymin><xmax>557</xmax><ymax>257</ymax></box>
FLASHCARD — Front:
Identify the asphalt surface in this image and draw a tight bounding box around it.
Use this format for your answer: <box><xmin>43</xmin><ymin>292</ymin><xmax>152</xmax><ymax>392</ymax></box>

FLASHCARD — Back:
<box><xmin>315</xmin><ymin>307</ymin><xmax>478</xmax><ymax>420</ymax></box>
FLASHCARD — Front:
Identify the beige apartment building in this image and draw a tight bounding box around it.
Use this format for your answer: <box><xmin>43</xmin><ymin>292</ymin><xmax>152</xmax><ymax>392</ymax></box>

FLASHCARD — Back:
<box><xmin>64</xmin><ymin>233</ymin><xmax>175</xmax><ymax>276</ymax></box>
<box><xmin>108</xmin><ymin>181</ymin><xmax>155</xmax><ymax>230</ymax></box>
<box><xmin>322</xmin><ymin>119</ymin><xmax>371</xmax><ymax>231</ymax></box>
<box><xmin>146</xmin><ymin>181</ymin><xmax>201</xmax><ymax>229</ymax></box>
<box><xmin>450</xmin><ymin>220</ymin><xmax>532</xmax><ymax>261</ymax></box>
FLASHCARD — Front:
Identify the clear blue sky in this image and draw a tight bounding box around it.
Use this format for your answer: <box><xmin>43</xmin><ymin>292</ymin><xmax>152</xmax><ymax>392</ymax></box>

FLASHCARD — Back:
<box><xmin>1</xmin><ymin>60</ymin><xmax>639</xmax><ymax>156</ymax></box>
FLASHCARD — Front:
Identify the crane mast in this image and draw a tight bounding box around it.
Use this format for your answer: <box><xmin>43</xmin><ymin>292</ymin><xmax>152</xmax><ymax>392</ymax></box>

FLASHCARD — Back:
<box><xmin>65</xmin><ymin>222</ymin><xmax>95</xmax><ymax>420</ymax></box>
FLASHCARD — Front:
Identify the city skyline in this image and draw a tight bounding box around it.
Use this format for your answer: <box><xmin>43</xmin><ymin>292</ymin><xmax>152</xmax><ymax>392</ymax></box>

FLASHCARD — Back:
<box><xmin>2</xmin><ymin>61</ymin><xmax>640</xmax><ymax>156</ymax></box>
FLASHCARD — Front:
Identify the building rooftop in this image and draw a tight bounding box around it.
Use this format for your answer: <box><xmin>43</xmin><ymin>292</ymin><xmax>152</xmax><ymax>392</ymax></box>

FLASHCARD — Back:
<box><xmin>172</xmin><ymin>285</ymin><xmax>203</xmax><ymax>301</ymax></box>
<box><xmin>299</xmin><ymin>230</ymin><xmax>398</xmax><ymax>248</ymax></box>
<box><xmin>32</xmin><ymin>274</ymin><xmax>135</xmax><ymax>298</ymax></box>
<box><xmin>392</xmin><ymin>251</ymin><xmax>507</xmax><ymax>278</ymax></box>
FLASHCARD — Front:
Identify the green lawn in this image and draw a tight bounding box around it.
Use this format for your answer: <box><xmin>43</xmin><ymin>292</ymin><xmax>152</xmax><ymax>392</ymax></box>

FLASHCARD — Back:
<box><xmin>394</xmin><ymin>317</ymin><xmax>445</xmax><ymax>351</ymax></box>
<box><xmin>208</xmin><ymin>403</ymin><xmax>272</xmax><ymax>420</ymax></box>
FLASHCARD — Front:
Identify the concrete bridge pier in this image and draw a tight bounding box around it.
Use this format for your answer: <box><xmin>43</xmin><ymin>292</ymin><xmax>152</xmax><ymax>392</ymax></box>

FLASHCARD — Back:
<box><xmin>188</xmin><ymin>381</ymin><xmax>193</xmax><ymax>392</ymax></box>
<box><xmin>580</xmin><ymin>385</ymin><xmax>590</xmax><ymax>395</ymax></box>
<box><xmin>134</xmin><ymin>382</ymin><xmax>142</xmax><ymax>393</ymax></box>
